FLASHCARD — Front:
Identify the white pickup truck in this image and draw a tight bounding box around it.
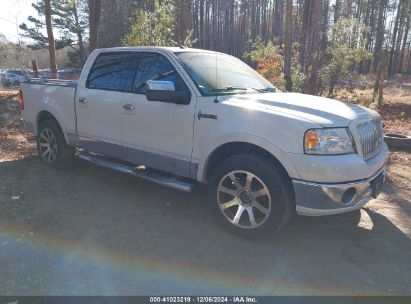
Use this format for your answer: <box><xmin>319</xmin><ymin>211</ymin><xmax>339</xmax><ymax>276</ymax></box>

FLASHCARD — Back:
<box><xmin>20</xmin><ymin>47</ymin><xmax>388</xmax><ymax>237</ymax></box>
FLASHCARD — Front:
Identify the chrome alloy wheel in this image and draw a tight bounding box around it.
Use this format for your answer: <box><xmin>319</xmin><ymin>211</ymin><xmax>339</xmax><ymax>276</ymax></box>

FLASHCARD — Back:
<box><xmin>38</xmin><ymin>128</ymin><xmax>58</xmax><ymax>163</ymax></box>
<box><xmin>217</xmin><ymin>170</ymin><xmax>271</xmax><ymax>229</ymax></box>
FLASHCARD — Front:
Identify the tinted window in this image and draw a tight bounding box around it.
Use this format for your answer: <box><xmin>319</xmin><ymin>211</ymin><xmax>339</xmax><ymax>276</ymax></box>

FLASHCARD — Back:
<box><xmin>87</xmin><ymin>52</ymin><xmax>136</xmax><ymax>91</ymax></box>
<box><xmin>133</xmin><ymin>53</ymin><xmax>189</xmax><ymax>94</ymax></box>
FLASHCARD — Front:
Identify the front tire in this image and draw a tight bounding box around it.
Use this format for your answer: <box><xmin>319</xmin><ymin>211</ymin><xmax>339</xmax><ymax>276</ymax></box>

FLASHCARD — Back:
<box><xmin>37</xmin><ymin>120</ymin><xmax>74</xmax><ymax>168</ymax></box>
<box><xmin>208</xmin><ymin>154</ymin><xmax>294</xmax><ymax>238</ymax></box>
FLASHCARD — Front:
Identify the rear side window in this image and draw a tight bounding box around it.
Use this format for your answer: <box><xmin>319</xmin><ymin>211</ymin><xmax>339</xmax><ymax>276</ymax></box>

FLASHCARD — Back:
<box><xmin>133</xmin><ymin>53</ymin><xmax>189</xmax><ymax>94</ymax></box>
<box><xmin>87</xmin><ymin>52</ymin><xmax>136</xmax><ymax>92</ymax></box>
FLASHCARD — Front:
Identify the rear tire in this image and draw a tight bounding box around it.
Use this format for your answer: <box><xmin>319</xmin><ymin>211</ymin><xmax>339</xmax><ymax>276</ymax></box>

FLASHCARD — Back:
<box><xmin>37</xmin><ymin>120</ymin><xmax>74</xmax><ymax>168</ymax></box>
<box><xmin>208</xmin><ymin>154</ymin><xmax>294</xmax><ymax>238</ymax></box>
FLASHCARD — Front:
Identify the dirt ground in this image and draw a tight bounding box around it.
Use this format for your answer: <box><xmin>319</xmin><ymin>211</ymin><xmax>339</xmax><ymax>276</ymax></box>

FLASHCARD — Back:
<box><xmin>0</xmin><ymin>90</ymin><xmax>410</xmax><ymax>295</ymax></box>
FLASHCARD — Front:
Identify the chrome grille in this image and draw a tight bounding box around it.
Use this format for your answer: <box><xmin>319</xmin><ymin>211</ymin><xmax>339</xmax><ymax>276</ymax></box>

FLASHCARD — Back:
<box><xmin>356</xmin><ymin>118</ymin><xmax>383</xmax><ymax>159</ymax></box>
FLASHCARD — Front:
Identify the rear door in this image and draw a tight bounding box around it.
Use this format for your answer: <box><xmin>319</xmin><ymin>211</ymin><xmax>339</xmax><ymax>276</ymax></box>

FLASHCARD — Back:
<box><xmin>75</xmin><ymin>51</ymin><xmax>137</xmax><ymax>158</ymax></box>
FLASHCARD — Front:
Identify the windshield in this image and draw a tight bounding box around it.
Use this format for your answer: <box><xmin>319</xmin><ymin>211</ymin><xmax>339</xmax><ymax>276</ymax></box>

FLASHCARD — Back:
<box><xmin>175</xmin><ymin>52</ymin><xmax>276</xmax><ymax>96</ymax></box>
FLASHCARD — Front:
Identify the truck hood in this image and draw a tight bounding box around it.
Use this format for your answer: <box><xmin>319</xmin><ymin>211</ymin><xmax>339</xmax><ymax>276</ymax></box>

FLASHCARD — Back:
<box><xmin>224</xmin><ymin>92</ymin><xmax>378</xmax><ymax>127</ymax></box>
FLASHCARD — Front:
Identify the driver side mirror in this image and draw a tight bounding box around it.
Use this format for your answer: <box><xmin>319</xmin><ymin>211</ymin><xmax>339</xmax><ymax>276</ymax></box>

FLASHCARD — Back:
<box><xmin>146</xmin><ymin>80</ymin><xmax>191</xmax><ymax>105</ymax></box>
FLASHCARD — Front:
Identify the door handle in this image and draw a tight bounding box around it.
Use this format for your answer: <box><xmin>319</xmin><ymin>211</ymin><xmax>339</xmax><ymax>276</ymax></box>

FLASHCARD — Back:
<box><xmin>78</xmin><ymin>98</ymin><xmax>88</xmax><ymax>104</ymax></box>
<box><xmin>123</xmin><ymin>104</ymin><xmax>135</xmax><ymax>111</ymax></box>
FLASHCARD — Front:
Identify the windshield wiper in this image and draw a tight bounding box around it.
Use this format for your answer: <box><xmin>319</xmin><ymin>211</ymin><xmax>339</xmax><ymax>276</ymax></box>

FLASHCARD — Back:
<box><xmin>209</xmin><ymin>86</ymin><xmax>276</xmax><ymax>93</ymax></box>
<box><xmin>249</xmin><ymin>87</ymin><xmax>276</xmax><ymax>93</ymax></box>
<box><xmin>208</xmin><ymin>86</ymin><xmax>248</xmax><ymax>92</ymax></box>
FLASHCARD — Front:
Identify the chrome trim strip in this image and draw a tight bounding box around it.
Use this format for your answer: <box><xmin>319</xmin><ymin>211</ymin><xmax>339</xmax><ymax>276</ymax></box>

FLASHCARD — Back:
<box><xmin>354</xmin><ymin>118</ymin><xmax>383</xmax><ymax>159</ymax></box>
<box><xmin>292</xmin><ymin>165</ymin><xmax>386</xmax><ymax>187</ymax></box>
<box><xmin>296</xmin><ymin>196</ymin><xmax>370</xmax><ymax>216</ymax></box>
<box><xmin>73</xmin><ymin>134</ymin><xmax>197</xmax><ymax>179</ymax></box>
<box><xmin>124</xmin><ymin>145</ymin><xmax>193</xmax><ymax>178</ymax></box>
<box><xmin>293</xmin><ymin>166</ymin><xmax>386</xmax><ymax>216</ymax></box>
<box><xmin>78</xmin><ymin>135</ymin><xmax>123</xmax><ymax>160</ymax></box>
<box><xmin>122</xmin><ymin>142</ymin><xmax>193</xmax><ymax>163</ymax></box>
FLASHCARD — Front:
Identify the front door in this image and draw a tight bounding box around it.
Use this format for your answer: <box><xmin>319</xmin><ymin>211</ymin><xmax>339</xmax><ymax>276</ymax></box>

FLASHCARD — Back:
<box><xmin>121</xmin><ymin>51</ymin><xmax>197</xmax><ymax>178</ymax></box>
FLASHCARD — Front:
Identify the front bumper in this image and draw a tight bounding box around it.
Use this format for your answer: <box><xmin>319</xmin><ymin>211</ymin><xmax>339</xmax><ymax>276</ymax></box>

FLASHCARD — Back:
<box><xmin>293</xmin><ymin>166</ymin><xmax>387</xmax><ymax>216</ymax></box>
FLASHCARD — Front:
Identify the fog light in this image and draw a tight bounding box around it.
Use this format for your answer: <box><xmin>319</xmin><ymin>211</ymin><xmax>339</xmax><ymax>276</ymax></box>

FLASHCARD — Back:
<box><xmin>342</xmin><ymin>187</ymin><xmax>357</xmax><ymax>205</ymax></box>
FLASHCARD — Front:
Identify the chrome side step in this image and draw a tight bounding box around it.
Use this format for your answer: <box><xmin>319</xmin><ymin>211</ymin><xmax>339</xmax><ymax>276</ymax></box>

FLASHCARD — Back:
<box><xmin>77</xmin><ymin>152</ymin><xmax>194</xmax><ymax>192</ymax></box>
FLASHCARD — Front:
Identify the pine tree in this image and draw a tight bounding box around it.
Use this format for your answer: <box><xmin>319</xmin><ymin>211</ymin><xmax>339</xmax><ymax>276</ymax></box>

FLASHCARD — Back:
<box><xmin>19</xmin><ymin>0</ymin><xmax>88</xmax><ymax>65</ymax></box>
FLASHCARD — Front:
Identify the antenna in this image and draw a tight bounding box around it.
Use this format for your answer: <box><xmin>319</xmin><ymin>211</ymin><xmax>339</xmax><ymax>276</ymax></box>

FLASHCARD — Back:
<box><xmin>215</xmin><ymin>53</ymin><xmax>218</xmax><ymax>89</ymax></box>
<box><xmin>214</xmin><ymin>52</ymin><xmax>219</xmax><ymax>103</ymax></box>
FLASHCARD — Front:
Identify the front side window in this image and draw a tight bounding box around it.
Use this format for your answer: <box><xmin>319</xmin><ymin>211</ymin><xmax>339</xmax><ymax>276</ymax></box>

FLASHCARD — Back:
<box><xmin>87</xmin><ymin>52</ymin><xmax>136</xmax><ymax>92</ymax></box>
<box><xmin>133</xmin><ymin>53</ymin><xmax>189</xmax><ymax>94</ymax></box>
<box><xmin>175</xmin><ymin>52</ymin><xmax>276</xmax><ymax>96</ymax></box>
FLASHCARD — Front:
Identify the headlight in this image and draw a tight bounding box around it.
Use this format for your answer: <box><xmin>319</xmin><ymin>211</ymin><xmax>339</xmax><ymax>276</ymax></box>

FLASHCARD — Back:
<box><xmin>304</xmin><ymin>128</ymin><xmax>355</xmax><ymax>155</ymax></box>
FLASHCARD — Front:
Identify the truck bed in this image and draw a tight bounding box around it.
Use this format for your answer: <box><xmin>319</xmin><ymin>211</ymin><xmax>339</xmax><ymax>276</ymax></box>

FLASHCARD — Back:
<box><xmin>20</xmin><ymin>78</ymin><xmax>78</xmax><ymax>138</ymax></box>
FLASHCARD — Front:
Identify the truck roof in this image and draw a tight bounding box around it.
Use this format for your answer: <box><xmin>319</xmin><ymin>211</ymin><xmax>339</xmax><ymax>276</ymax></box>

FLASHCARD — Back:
<box><xmin>95</xmin><ymin>46</ymin><xmax>223</xmax><ymax>55</ymax></box>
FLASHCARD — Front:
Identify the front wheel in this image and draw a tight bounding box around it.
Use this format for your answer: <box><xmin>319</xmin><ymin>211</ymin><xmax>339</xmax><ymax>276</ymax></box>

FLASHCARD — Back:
<box><xmin>208</xmin><ymin>154</ymin><xmax>294</xmax><ymax>238</ymax></box>
<box><xmin>37</xmin><ymin>120</ymin><xmax>74</xmax><ymax>168</ymax></box>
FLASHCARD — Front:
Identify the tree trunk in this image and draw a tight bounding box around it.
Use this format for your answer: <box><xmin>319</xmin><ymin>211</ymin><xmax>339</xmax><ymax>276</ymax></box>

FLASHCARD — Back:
<box><xmin>392</xmin><ymin>4</ymin><xmax>406</xmax><ymax>75</ymax></box>
<box><xmin>31</xmin><ymin>60</ymin><xmax>39</xmax><ymax>78</ymax></box>
<box><xmin>199</xmin><ymin>0</ymin><xmax>204</xmax><ymax>48</ymax></box>
<box><xmin>374</xmin><ymin>51</ymin><xmax>387</xmax><ymax>110</ymax></box>
<box><xmin>72</xmin><ymin>1</ymin><xmax>87</xmax><ymax>65</ymax></box>
<box><xmin>407</xmin><ymin>41</ymin><xmax>411</xmax><ymax>74</ymax></box>
<box><xmin>88</xmin><ymin>0</ymin><xmax>101</xmax><ymax>53</ymax></box>
<box><xmin>398</xmin><ymin>0</ymin><xmax>410</xmax><ymax>74</ymax></box>
<box><xmin>278</xmin><ymin>0</ymin><xmax>284</xmax><ymax>47</ymax></box>
<box><xmin>321</xmin><ymin>0</ymin><xmax>330</xmax><ymax>53</ymax></box>
<box><xmin>97</xmin><ymin>0</ymin><xmax>137</xmax><ymax>48</ymax></box>
<box><xmin>373</xmin><ymin>0</ymin><xmax>388</xmax><ymax>74</ymax></box>
<box><xmin>299</xmin><ymin>0</ymin><xmax>310</xmax><ymax>68</ymax></box>
<box><xmin>342</xmin><ymin>0</ymin><xmax>352</xmax><ymax>18</ymax></box>
<box><xmin>176</xmin><ymin>0</ymin><xmax>193</xmax><ymax>44</ymax></box>
<box><xmin>388</xmin><ymin>0</ymin><xmax>403</xmax><ymax>76</ymax></box>
<box><xmin>364</xmin><ymin>0</ymin><xmax>376</xmax><ymax>73</ymax></box>
<box><xmin>359</xmin><ymin>0</ymin><xmax>372</xmax><ymax>74</ymax></box>
<box><xmin>229</xmin><ymin>0</ymin><xmax>235</xmax><ymax>54</ymax></box>
<box><xmin>355</xmin><ymin>0</ymin><xmax>362</xmax><ymax>19</ymax></box>
<box><xmin>44</xmin><ymin>0</ymin><xmax>57</xmax><ymax>79</ymax></box>
<box><xmin>334</xmin><ymin>0</ymin><xmax>340</xmax><ymax>23</ymax></box>
<box><xmin>284</xmin><ymin>0</ymin><xmax>293</xmax><ymax>91</ymax></box>
<box><xmin>306</xmin><ymin>0</ymin><xmax>322</xmax><ymax>95</ymax></box>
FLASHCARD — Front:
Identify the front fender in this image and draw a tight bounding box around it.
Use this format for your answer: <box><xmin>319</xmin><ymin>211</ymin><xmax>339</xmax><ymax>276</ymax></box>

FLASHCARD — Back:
<box><xmin>197</xmin><ymin>133</ymin><xmax>300</xmax><ymax>183</ymax></box>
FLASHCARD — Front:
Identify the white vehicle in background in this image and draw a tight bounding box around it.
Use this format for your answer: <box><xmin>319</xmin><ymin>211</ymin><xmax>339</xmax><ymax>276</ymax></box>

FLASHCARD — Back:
<box><xmin>37</xmin><ymin>69</ymin><xmax>52</xmax><ymax>79</ymax></box>
<box><xmin>19</xmin><ymin>47</ymin><xmax>388</xmax><ymax>237</ymax></box>
<box><xmin>0</xmin><ymin>72</ymin><xmax>20</xmax><ymax>87</ymax></box>
<box><xmin>4</xmin><ymin>69</ymin><xmax>29</xmax><ymax>83</ymax></box>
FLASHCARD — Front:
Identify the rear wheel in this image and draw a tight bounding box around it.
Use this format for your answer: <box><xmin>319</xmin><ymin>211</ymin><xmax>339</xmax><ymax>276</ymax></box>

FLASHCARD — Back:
<box><xmin>208</xmin><ymin>154</ymin><xmax>294</xmax><ymax>238</ymax></box>
<box><xmin>37</xmin><ymin>120</ymin><xmax>74</xmax><ymax>168</ymax></box>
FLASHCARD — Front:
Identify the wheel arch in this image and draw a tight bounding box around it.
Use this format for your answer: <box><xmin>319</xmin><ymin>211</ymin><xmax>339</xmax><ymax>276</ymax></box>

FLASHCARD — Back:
<box><xmin>36</xmin><ymin>110</ymin><xmax>70</xmax><ymax>144</ymax></box>
<box><xmin>198</xmin><ymin>139</ymin><xmax>299</xmax><ymax>183</ymax></box>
